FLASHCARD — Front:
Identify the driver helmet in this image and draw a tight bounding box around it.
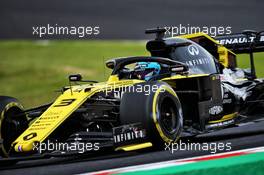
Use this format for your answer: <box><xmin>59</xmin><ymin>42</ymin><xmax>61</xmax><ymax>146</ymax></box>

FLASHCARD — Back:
<box><xmin>134</xmin><ymin>62</ymin><xmax>161</xmax><ymax>81</ymax></box>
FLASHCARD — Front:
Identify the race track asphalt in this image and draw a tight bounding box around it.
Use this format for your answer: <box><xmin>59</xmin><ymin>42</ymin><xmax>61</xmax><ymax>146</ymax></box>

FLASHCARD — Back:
<box><xmin>1</xmin><ymin>120</ymin><xmax>264</xmax><ymax>175</ymax></box>
<box><xmin>1</xmin><ymin>0</ymin><xmax>264</xmax><ymax>39</ymax></box>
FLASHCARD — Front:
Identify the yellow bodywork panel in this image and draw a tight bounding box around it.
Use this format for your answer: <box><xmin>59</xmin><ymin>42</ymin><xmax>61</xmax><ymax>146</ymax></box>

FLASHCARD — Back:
<box><xmin>179</xmin><ymin>32</ymin><xmax>219</xmax><ymax>44</ymax></box>
<box><xmin>162</xmin><ymin>74</ymin><xmax>209</xmax><ymax>81</ymax></box>
<box><xmin>208</xmin><ymin>112</ymin><xmax>238</xmax><ymax>124</ymax></box>
<box><xmin>115</xmin><ymin>142</ymin><xmax>153</xmax><ymax>151</ymax></box>
<box><xmin>13</xmin><ymin>87</ymin><xmax>92</xmax><ymax>152</ymax></box>
<box><xmin>218</xmin><ymin>46</ymin><xmax>229</xmax><ymax>67</ymax></box>
<box><xmin>217</xmin><ymin>46</ymin><xmax>236</xmax><ymax>68</ymax></box>
<box><xmin>107</xmin><ymin>75</ymin><xmax>119</xmax><ymax>83</ymax></box>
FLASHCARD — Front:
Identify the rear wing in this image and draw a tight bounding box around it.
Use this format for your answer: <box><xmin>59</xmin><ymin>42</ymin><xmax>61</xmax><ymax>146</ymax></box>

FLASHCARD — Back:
<box><xmin>215</xmin><ymin>30</ymin><xmax>264</xmax><ymax>79</ymax></box>
<box><xmin>215</xmin><ymin>31</ymin><xmax>264</xmax><ymax>54</ymax></box>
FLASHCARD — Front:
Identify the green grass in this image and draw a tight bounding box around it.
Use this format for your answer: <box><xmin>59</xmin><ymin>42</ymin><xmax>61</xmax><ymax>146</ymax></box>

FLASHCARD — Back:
<box><xmin>0</xmin><ymin>40</ymin><xmax>147</xmax><ymax>107</ymax></box>
<box><xmin>236</xmin><ymin>53</ymin><xmax>264</xmax><ymax>73</ymax></box>
<box><xmin>0</xmin><ymin>40</ymin><xmax>263</xmax><ymax>108</ymax></box>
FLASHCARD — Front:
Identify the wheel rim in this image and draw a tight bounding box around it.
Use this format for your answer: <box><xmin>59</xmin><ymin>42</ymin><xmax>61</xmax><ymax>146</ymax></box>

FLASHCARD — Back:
<box><xmin>159</xmin><ymin>97</ymin><xmax>178</xmax><ymax>134</ymax></box>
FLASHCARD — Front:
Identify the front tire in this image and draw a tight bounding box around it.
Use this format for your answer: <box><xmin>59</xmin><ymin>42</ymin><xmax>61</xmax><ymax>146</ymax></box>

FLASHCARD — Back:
<box><xmin>120</xmin><ymin>82</ymin><xmax>183</xmax><ymax>148</ymax></box>
<box><xmin>0</xmin><ymin>96</ymin><xmax>28</xmax><ymax>157</ymax></box>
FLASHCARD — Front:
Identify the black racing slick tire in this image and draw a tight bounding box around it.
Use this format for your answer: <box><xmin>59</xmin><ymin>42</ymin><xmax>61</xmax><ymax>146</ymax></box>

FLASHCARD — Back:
<box><xmin>120</xmin><ymin>82</ymin><xmax>183</xmax><ymax>148</ymax></box>
<box><xmin>0</xmin><ymin>96</ymin><xmax>28</xmax><ymax>157</ymax></box>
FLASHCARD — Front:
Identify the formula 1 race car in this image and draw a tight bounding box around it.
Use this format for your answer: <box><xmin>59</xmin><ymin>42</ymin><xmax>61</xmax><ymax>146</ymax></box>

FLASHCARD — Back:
<box><xmin>0</xmin><ymin>28</ymin><xmax>264</xmax><ymax>160</ymax></box>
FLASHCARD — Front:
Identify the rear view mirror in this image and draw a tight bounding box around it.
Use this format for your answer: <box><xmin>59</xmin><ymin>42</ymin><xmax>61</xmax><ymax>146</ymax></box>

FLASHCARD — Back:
<box><xmin>69</xmin><ymin>74</ymin><xmax>82</xmax><ymax>82</ymax></box>
<box><xmin>106</xmin><ymin>60</ymin><xmax>116</xmax><ymax>69</ymax></box>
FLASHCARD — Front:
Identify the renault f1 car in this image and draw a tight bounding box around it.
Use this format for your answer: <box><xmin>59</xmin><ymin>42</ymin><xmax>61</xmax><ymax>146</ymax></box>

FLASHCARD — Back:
<box><xmin>0</xmin><ymin>28</ymin><xmax>264</xmax><ymax>159</ymax></box>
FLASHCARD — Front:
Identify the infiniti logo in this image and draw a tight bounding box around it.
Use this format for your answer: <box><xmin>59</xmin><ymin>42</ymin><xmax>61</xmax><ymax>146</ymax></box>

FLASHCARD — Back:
<box><xmin>188</xmin><ymin>45</ymin><xmax>199</xmax><ymax>56</ymax></box>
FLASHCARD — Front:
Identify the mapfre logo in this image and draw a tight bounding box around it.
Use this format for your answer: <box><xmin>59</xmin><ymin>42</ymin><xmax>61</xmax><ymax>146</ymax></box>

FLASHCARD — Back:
<box><xmin>188</xmin><ymin>45</ymin><xmax>199</xmax><ymax>56</ymax></box>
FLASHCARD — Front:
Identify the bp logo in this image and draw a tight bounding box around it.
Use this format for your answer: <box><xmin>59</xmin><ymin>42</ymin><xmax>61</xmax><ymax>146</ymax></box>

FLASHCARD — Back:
<box><xmin>188</xmin><ymin>45</ymin><xmax>199</xmax><ymax>56</ymax></box>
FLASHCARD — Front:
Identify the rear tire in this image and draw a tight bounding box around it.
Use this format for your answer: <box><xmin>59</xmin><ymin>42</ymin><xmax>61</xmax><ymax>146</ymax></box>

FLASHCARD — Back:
<box><xmin>0</xmin><ymin>96</ymin><xmax>28</xmax><ymax>157</ymax></box>
<box><xmin>120</xmin><ymin>82</ymin><xmax>183</xmax><ymax>148</ymax></box>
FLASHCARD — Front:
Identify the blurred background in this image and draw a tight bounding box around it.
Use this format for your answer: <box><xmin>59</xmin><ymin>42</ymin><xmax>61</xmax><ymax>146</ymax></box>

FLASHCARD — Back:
<box><xmin>1</xmin><ymin>0</ymin><xmax>264</xmax><ymax>39</ymax></box>
<box><xmin>0</xmin><ymin>0</ymin><xmax>264</xmax><ymax>107</ymax></box>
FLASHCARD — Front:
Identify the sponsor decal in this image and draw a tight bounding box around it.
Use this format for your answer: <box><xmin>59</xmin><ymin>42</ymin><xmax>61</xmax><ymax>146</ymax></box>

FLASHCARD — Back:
<box><xmin>53</xmin><ymin>98</ymin><xmax>76</xmax><ymax>107</ymax></box>
<box><xmin>216</xmin><ymin>35</ymin><xmax>264</xmax><ymax>45</ymax></box>
<box><xmin>187</xmin><ymin>45</ymin><xmax>199</xmax><ymax>56</ymax></box>
<box><xmin>185</xmin><ymin>57</ymin><xmax>210</xmax><ymax>66</ymax></box>
<box><xmin>114</xmin><ymin>130</ymin><xmax>145</xmax><ymax>143</ymax></box>
<box><xmin>113</xmin><ymin>123</ymin><xmax>146</xmax><ymax>143</ymax></box>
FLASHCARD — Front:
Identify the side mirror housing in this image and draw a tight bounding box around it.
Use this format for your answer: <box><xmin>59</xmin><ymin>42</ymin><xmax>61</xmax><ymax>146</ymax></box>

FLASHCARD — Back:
<box><xmin>69</xmin><ymin>74</ymin><xmax>82</xmax><ymax>82</ymax></box>
<box><xmin>106</xmin><ymin>60</ymin><xmax>116</xmax><ymax>69</ymax></box>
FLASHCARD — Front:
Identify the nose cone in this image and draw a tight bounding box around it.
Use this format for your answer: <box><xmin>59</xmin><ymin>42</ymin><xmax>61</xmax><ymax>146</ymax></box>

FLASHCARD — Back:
<box><xmin>14</xmin><ymin>141</ymin><xmax>36</xmax><ymax>152</ymax></box>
